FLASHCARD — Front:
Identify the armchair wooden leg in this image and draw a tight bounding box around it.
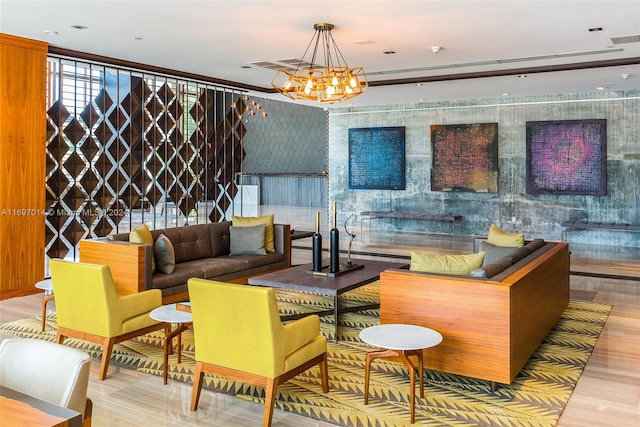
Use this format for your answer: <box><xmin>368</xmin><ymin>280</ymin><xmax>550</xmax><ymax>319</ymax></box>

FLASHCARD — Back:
<box><xmin>55</xmin><ymin>332</ymin><xmax>66</xmax><ymax>345</ymax></box>
<box><xmin>41</xmin><ymin>294</ymin><xmax>54</xmax><ymax>332</ymax></box>
<box><xmin>319</xmin><ymin>353</ymin><xmax>329</xmax><ymax>393</ymax></box>
<box><xmin>190</xmin><ymin>362</ymin><xmax>204</xmax><ymax>411</ymax></box>
<box><xmin>98</xmin><ymin>337</ymin><xmax>116</xmax><ymax>381</ymax></box>
<box><xmin>263</xmin><ymin>377</ymin><xmax>278</xmax><ymax>427</ymax></box>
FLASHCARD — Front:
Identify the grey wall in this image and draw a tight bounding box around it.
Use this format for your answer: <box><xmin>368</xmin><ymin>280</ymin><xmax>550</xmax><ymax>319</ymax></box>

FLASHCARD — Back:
<box><xmin>242</xmin><ymin>98</ymin><xmax>327</xmax><ymax>174</ymax></box>
<box><xmin>241</xmin><ymin>98</ymin><xmax>328</xmax><ymax>207</ymax></box>
<box><xmin>328</xmin><ymin>90</ymin><xmax>640</xmax><ymax>246</ymax></box>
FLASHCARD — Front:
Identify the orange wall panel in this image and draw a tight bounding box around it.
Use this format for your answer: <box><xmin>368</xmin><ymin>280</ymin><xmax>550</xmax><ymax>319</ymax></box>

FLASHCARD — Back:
<box><xmin>0</xmin><ymin>34</ymin><xmax>48</xmax><ymax>298</ymax></box>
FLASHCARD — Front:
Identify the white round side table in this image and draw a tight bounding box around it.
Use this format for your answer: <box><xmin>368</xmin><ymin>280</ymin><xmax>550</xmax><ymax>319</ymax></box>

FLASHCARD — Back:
<box><xmin>35</xmin><ymin>279</ymin><xmax>54</xmax><ymax>332</ymax></box>
<box><xmin>360</xmin><ymin>323</ymin><xmax>443</xmax><ymax>424</ymax></box>
<box><xmin>149</xmin><ymin>303</ymin><xmax>192</xmax><ymax>385</ymax></box>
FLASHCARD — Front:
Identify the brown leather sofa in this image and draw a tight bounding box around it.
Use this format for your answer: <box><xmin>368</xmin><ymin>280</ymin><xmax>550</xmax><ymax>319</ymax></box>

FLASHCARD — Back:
<box><xmin>79</xmin><ymin>222</ymin><xmax>291</xmax><ymax>304</ymax></box>
<box><xmin>379</xmin><ymin>239</ymin><xmax>570</xmax><ymax>388</ymax></box>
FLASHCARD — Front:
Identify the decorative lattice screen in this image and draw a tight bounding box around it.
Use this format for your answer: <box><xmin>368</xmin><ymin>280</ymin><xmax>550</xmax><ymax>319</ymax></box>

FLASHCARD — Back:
<box><xmin>45</xmin><ymin>57</ymin><xmax>247</xmax><ymax>262</ymax></box>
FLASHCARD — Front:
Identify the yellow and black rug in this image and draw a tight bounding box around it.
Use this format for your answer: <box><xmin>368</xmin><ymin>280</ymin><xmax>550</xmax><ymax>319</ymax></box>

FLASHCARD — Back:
<box><xmin>1</xmin><ymin>283</ymin><xmax>610</xmax><ymax>427</ymax></box>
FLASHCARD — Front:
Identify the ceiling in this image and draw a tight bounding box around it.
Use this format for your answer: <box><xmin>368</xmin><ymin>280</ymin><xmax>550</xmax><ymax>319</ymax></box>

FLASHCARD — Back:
<box><xmin>1</xmin><ymin>0</ymin><xmax>639</xmax><ymax>108</ymax></box>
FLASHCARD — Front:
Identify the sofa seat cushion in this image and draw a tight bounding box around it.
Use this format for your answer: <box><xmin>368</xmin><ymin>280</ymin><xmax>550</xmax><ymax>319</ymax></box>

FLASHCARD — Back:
<box><xmin>193</xmin><ymin>258</ymin><xmax>252</xmax><ymax>279</ymax></box>
<box><xmin>233</xmin><ymin>251</ymin><xmax>285</xmax><ymax>269</ymax></box>
<box><xmin>410</xmin><ymin>251</ymin><xmax>485</xmax><ymax>276</ymax></box>
<box><xmin>151</xmin><ymin>263</ymin><xmax>205</xmax><ymax>291</ymax></box>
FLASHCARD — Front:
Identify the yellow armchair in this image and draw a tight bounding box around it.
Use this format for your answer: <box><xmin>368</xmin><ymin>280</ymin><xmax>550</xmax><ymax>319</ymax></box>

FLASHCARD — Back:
<box><xmin>188</xmin><ymin>278</ymin><xmax>329</xmax><ymax>427</ymax></box>
<box><xmin>49</xmin><ymin>259</ymin><xmax>168</xmax><ymax>380</ymax></box>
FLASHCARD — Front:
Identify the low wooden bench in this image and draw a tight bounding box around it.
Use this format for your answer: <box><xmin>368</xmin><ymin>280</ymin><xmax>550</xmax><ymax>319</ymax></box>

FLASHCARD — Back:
<box><xmin>360</xmin><ymin>211</ymin><xmax>463</xmax><ymax>240</ymax></box>
<box><xmin>561</xmin><ymin>220</ymin><xmax>640</xmax><ymax>241</ymax></box>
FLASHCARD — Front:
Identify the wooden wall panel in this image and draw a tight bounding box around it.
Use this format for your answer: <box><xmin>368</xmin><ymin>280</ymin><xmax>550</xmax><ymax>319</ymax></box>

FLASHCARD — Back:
<box><xmin>0</xmin><ymin>34</ymin><xmax>47</xmax><ymax>299</ymax></box>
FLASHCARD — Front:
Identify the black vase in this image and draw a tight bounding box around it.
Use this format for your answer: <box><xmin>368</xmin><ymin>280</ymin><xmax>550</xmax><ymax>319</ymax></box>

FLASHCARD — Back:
<box><xmin>329</xmin><ymin>227</ymin><xmax>340</xmax><ymax>273</ymax></box>
<box><xmin>312</xmin><ymin>232</ymin><xmax>323</xmax><ymax>272</ymax></box>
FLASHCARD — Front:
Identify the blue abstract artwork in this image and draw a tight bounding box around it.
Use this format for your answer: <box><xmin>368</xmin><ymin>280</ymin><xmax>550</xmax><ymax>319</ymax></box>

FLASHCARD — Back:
<box><xmin>348</xmin><ymin>127</ymin><xmax>405</xmax><ymax>190</ymax></box>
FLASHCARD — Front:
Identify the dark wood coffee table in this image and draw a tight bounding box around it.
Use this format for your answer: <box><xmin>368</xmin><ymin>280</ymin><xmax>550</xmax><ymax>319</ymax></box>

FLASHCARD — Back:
<box><xmin>248</xmin><ymin>258</ymin><xmax>408</xmax><ymax>339</ymax></box>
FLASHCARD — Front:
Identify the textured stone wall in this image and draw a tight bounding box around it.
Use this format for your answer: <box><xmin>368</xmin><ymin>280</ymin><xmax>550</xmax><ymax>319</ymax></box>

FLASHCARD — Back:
<box><xmin>328</xmin><ymin>90</ymin><xmax>640</xmax><ymax>246</ymax></box>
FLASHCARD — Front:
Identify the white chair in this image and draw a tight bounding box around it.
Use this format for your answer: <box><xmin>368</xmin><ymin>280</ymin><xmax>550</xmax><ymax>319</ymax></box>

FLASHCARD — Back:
<box><xmin>0</xmin><ymin>337</ymin><xmax>92</xmax><ymax>426</ymax></box>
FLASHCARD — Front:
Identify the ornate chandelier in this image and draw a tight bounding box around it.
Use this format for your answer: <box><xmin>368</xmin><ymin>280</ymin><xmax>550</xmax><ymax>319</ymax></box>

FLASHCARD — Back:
<box><xmin>271</xmin><ymin>23</ymin><xmax>368</xmax><ymax>104</ymax></box>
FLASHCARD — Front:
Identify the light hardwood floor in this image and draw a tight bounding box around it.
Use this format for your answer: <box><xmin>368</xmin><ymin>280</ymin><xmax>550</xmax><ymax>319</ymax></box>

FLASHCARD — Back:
<box><xmin>1</xmin><ymin>207</ymin><xmax>638</xmax><ymax>426</ymax></box>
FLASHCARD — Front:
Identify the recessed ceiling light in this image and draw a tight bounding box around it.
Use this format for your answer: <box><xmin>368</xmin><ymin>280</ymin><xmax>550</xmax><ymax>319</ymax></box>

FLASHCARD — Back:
<box><xmin>70</xmin><ymin>25</ymin><xmax>88</xmax><ymax>30</ymax></box>
<box><xmin>240</xmin><ymin>65</ymin><xmax>252</xmax><ymax>69</ymax></box>
<box><xmin>43</xmin><ymin>30</ymin><xmax>59</xmax><ymax>36</ymax></box>
<box><xmin>383</xmin><ymin>51</ymin><xmax>396</xmax><ymax>55</ymax></box>
<box><xmin>596</xmin><ymin>85</ymin><xmax>609</xmax><ymax>90</ymax></box>
<box><xmin>134</xmin><ymin>37</ymin><xmax>143</xmax><ymax>41</ymax></box>
<box><xmin>501</xmin><ymin>92</ymin><xmax>510</xmax><ymax>96</ymax></box>
<box><xmin>518</xmin><ymin>74</ymin><xmax>527</xmax><ymax>78</ymax></box>
<box><xmin>416</xmin><ymin>83</ymin><xmax>422</xmax><ymax>87</ymax></box>
<box><xmin>588</xmin><ymin>27</ymin><xmax>603</xmax><ymax>32</ymax></box>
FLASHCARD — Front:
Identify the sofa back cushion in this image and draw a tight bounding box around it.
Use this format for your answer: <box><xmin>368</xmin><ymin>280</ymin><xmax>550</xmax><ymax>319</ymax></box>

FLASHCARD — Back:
<box><xmin>487</xmin><ymin>224</ymin><xmax>524</xmax><ymax>247</ymax></box>
<box><xmin>208</xmin><ymin>222</ymin><xmax>231</xmax><ymax>257</ymax></box>
<box><xmin>479</xmin><ymin>241</ymin><xmax>518</xmax><ymax>266</ymax></box>
<box><xmin>229</xmin><ymin>224</ymin><xmax>266</xmax><ymax>255</ymax></box>
<box><xmin>162</xmin><ymin>224</ymin><xmax>213</xmax><ymax>263</ymax></box>
<box><xmin>232</xmin><ymin>214</ymin><xmax>275</xmax><ymax>252</ymax></box>
<box><xmin>410</xmin><ymin>251</ymin><xmax>485</xmax><ymax>276</ymax></box>
<box><xmin>130</xmin><ymin>224</ymin><xmax>156</xmax><ymax>272</ymax></box>
<box><xmin>471</xmin><ymin>238</ymin><xmax>549</xmax><ymax>279</ymax></box>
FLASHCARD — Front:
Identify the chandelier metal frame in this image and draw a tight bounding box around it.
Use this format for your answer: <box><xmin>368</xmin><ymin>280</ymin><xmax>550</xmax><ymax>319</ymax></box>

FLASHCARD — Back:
<box><xmin>271</xmin><ymin>23</ymin><xmax>368</xmax><ymax>104</ymax></box>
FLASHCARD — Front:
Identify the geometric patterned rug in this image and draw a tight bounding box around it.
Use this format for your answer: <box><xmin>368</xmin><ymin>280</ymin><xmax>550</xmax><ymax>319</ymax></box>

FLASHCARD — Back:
<box><xmin>0</xmin><ymin>282</ymin><xmax>611</xmax><ymax>427</ymax></box>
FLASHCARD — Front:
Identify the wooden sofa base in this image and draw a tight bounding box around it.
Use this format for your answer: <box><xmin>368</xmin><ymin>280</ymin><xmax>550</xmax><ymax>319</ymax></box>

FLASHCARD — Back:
<box><xmin>379</xmin><ymin>242</ymin><xmax>570</xmax><ymax>385</ymax></box>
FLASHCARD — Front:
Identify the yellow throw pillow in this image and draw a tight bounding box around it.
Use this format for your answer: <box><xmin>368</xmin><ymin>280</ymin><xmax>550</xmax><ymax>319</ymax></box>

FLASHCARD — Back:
<box><xmin>232</xmin><ymin>214</ymin><xmax>275</xmax><ymax>252</ymax></box>
<box><xmin>487</xmin><ymin>224</ymin><xmax>524</xmax><ymax>247</ymax></box>
<box><xmin>410</xmin><ymin>251</ymin><xmax>485</xmax><ymax>276</ymax></box>
<box><xmin>130</xmin><ymin>223</ymin><xmax>156</xmax><ymax>272</ymax></box>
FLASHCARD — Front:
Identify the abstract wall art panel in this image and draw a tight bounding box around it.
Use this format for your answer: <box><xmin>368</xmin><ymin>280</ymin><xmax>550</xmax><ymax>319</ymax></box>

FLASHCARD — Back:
<box><xmin>349</xmin><ymin>126</ymin><xmax>405</xmax><ymax>190</ymax></box>
<box><xmin>430</xmin><ymin>123</ymin><xmax>499</xmax><ymax>193</ymax></box>
<box><xmin>526</xmin><ymin>119</ymin><xmax>607</xmax><ymax>195</ymax></box>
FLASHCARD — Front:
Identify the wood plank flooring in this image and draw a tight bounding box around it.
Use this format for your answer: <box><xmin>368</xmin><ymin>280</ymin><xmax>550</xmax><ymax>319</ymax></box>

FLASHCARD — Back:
<box><xmin>1</xmin><ymin>206</ymin><xmax>638</xmax><ymax>426</ymax></box>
